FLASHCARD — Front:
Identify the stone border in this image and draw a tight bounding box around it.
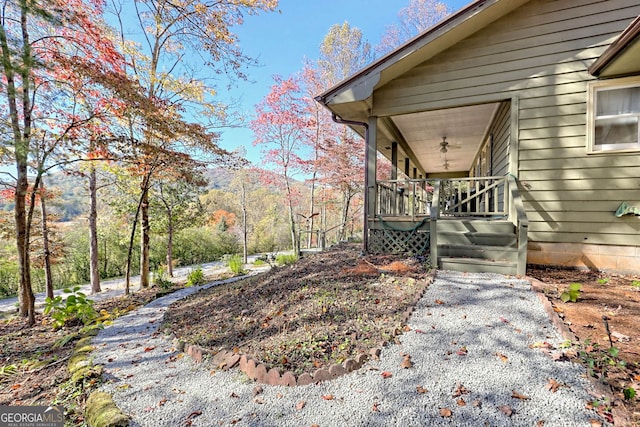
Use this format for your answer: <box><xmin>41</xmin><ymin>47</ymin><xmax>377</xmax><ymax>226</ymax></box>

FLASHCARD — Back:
<box><xmin>179</xmin><ymin>275</ymin><xmax>433</xmax><ymax>386</ymax></box>
<box><xmin>526</xmin><ymin>276</ymin><xmax>576</xmax><ymax>342</ymax></box>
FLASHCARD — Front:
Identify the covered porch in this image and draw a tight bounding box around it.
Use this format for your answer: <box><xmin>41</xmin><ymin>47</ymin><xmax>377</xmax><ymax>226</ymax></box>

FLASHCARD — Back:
<box><xmin>352</xmin><ymin>102</ymin><xmax>528</xmax><ymax>276</ymax></box>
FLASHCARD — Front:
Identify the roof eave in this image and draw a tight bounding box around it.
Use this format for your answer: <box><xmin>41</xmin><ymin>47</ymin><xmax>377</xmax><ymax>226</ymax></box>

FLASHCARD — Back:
<box><xmin>589</xmin><ymin>15</ymin><xmax>640</xmax><ymax>78</ymax></box>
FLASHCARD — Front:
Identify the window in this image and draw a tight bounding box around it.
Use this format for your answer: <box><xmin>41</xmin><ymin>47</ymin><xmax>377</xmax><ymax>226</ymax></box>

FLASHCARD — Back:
<box><xmin>588</xmin><ymin>78</ymin><xmax>640</xmax><ymax>153</ymax></box>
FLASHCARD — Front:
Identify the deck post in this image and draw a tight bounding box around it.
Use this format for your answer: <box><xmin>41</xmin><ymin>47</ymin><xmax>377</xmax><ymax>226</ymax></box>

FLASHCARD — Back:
<box><xmin>429</xmin><ymin>180</ymin><xmax>440</xmax><ymax>269</ymax></box>
<box><xmin>366</xmin><ymin>116</ymin><xmax>378</xmax><ymax>251</ymax></box>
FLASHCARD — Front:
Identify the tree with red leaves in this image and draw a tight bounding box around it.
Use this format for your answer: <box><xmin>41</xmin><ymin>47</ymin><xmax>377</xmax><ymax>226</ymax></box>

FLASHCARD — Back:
<box><xmin>0</xmin><ymin>0</ymin><xmax>128</xmax><ymax>324</ymax></box>
<box><xmin>251</xmin><ymin>75</ymin><xmax>309</xmax><ymax>254</ymax></box>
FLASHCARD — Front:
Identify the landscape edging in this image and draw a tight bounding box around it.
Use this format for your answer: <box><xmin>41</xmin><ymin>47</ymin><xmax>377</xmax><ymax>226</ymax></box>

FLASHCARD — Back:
<box><xmin>179</xmin><ymin>275</ymin><xmax>433</xmax><ymax>386</ymax></box>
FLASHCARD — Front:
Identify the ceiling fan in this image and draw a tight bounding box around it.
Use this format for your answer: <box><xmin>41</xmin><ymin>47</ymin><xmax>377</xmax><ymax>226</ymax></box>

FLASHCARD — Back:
<box><xmin>440</xmin><ymin>136</ymin><xmax>449</xmax><ymax>153</ymax></box>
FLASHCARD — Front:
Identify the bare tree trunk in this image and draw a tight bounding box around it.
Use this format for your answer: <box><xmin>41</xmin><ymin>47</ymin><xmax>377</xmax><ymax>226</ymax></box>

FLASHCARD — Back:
<box><xmin>338</xmin><ymin>191</ymin><xmax>352</xmax><ymax>241</ymax></box>
<box><xmin>240</xmin><ymin>177</ymin><xmax>248</xmax><ymax>264</ymax></box>
<box><xmin>16</xmin><ymin>163</ymin><xmax>34</xmax><ymax>323</ymax></box>
<box><xmin>88</xmin><ymin>166</ymin><xmax>101</xmax><ymax>293</ymax></box>
<box><xmin>40</xmin><ymin>180</ymin><xmax>54</xmax><ymax>299</ymax></box>
<box><xmin>166</xmin><ymin>208</ymin><xmax>174</xmax><ymax>277</ymax></box>
<box><xmin>139</xmin><ymin>187</ymin><xmax>150</xmax><ymax>288</ymax></box>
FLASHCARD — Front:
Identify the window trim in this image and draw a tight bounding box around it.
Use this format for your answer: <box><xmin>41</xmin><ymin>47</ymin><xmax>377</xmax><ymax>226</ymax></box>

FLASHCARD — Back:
<box><xmin>587</xmin><ymin>76</ymin><xmax>640</xmax><ymax>154</ymax></box>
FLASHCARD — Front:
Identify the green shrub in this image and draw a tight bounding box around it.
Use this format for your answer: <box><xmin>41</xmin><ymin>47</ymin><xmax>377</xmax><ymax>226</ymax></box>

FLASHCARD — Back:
<box><xmin>44</xmin><ymin>286</ymin><xmax>98</xmax><ymax>329</ymax></box>
<box><xmin>153</xmin><ymin>266</ymin><xmax>173</xmax><ymax>290</ymax></box>
<box><xmin>185</xmin><ymin>267</ymin><xmax>205</xmax><ymax>287</ymax></box>
<box><xmin>275</xmin><ymin>253</ymin><xmax>298</xmax><ymax>266</ymax></box>
<box><xmin>226</xmin><ymin>254</ymin><xmax>246</xmax><ymax>275</ymax></box>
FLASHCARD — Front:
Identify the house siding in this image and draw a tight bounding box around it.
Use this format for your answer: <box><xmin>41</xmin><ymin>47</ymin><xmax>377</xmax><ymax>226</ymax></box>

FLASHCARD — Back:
<box><xmin>371</xmin><ymin>0</ymin><xmax>640</xmax><ymax>268</ymax></box>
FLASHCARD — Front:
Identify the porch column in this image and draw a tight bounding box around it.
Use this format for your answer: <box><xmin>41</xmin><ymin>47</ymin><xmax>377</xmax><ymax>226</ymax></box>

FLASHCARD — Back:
<box><xmin>390</xmin><ymin>142</ymin><xmax>398</xmax><ymax>180</ymax></box>
<box><xmin>366</xmin><ymin>116</ymin><xmax>378</xmax><ymax>223</ymax></box>
<box><xmin>404</xmin><ymin>158</ymin><xmax>410</xmax><ymax>177</ymax></box>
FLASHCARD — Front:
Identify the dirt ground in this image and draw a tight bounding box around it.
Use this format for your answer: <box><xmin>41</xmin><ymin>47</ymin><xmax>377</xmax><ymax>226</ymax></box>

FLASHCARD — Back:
<box><xmin>1</xmin><ymin>246</ymin><xmax>639</xmax><ymax>425</ymax></box>
<box><xmin>528</xmin><ymin>267</ymin><xmax>640</xmax><ymax>425</ymax></box>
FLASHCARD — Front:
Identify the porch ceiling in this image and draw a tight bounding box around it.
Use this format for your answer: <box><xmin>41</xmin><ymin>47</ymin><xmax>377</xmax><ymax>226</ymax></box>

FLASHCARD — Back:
<box><xmin>389</xmin><ymin>103</ymin><xmax>500</xmax><ymax>175</ymax></box>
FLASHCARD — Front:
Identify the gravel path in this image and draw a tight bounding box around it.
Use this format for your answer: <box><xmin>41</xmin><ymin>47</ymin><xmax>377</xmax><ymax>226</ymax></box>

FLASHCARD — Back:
<box><xmin>93</xmin><ymin>270</ymin><xmax>605</xmax><ymax>426</ymax></box>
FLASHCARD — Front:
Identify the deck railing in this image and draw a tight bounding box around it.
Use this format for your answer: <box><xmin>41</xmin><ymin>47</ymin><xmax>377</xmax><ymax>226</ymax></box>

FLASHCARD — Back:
<box><xmin>376</xmin><ymin>179</ymin><xmax>434</xmax><ymax>219</ymax></box>
<box><xmin>375</xmin><ymin>176</ymin><xmax>508</xmax><ymax>218</ymax></box>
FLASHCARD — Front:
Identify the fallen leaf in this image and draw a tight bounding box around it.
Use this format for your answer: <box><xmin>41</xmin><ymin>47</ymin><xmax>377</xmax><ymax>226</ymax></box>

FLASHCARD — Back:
<box><xmin>403</xmin><ymin>325</ymin><xmax>411</xmax><ymax>332</ymax></box>
<box><xmin>230</xmin><ymin>392</ymin><xmax>239</xmax><ymax>398</ymax></box>
<box><xmin>400</xmin><ymin>355</ymin><xmax>413</xmax><ymax>369</ymax></box>
<box><xmin>439</xmin><ymin>408</ymin><xmax>452</xmax><ymax>417</ymax></box>
<box><xmin>511</xmin><ymin>390</ymin><xmax>530</xmax><ymax>400</ymax></box>
<box><xmin>414</xmin><ymin>329</ymin><xmax>427</xmax><ymax>334</ymax></box>
<box><xmin>435</xmin><ymin>299</ymin><xmax>445</xmax><ymax>305</ymax></box>
<box><xmin>276</xmin><ymin>392</ymin><xmax>283</xmax><ymax>399</ymax></box>
<box><xmin>452</xmin><ymin>383</ymin><xmax>470</xmax><ymax>397</ymax></box>
<box><xmin>381</xmin><ymin>371</ymin><xmax>393</xmax><ymax>379</ymax></box>
<box><xmin>313</xmin><ymin>360</ymin><xmax>322</xmax><ymax>368</ymax></box>
<box><xmin>472</xmin><ymin>400</ymin><xmax>481</xmax><ymax>407</ymax></box>
<box><xmin>536</xmin><ymin>421</ymin><xmax>545</xmax><ymax>427</ymax></box>
<box><xmin>253</xmin><ymin>385</ymin><xmax>263</xmax><ymax>396</ymax></box>
<box><xmin>545</xmin><ymin>379</ymin><xmax>568</xmax><ymax>393</ymax></box>
<box><xmin>456</xmin><ymin>398</ymin><xmax>466</xmax><ymax>406</ymax></box>
<box><xmin>158</xmin><ymin>397</ymin><xmax>167</xmax><ymax>406</ymax></box>
<box><xmin>254</xmin><ymin>397</ymin><xmax>265</xmax><ymax>404</ymax></box>
<box><xmin>589</xmin><ymin>419</ymin><xmax>602</xmax><ymax>427</ymax></box>
<box><xmin>499</xmin><ymin>404</ymin><xmax>513</xmax><ymax>417</ymax></box>
<box><xmin>144</xmin><ymin>346</ymin><xmax>156</xmax><ymax>352</ymax></box>
<box><xmin>185</xmin><ymin>410</ymin><xmax>202</xmax><ymax>420</ymax></box>
<box><xmin>496</xmin><ymin>352</ymin><xmax>509</xmax><ymax>362</ymax></box>
<box><xmin>322</xmin><ymin>394</ymin><xmax>334</xmax><ymax>400</ymax></box>
<box><xmin>372</xmin><ymin>402</ymin><xmax>380</xmax><ymax>412</ymax></box>
<box><xmin>295</xmin><ymin>400</ymin><xmax>306</xmax><ymax>410</ymax></box>
<box><xmin>144</xmin><ymin>406</ymin><xmax>154</xmax><ymax>412</ymax></box>
<box><xmin>416</xmin><ymin>385</ymin><xmax>428</xmax><ymax>394</ymax></box>
<box><xmin>456</xmin><ymin>346</ymin><xmax>468</xmax><ymax>356</ymax></box>
<box><xmin>10</xmin><ymin>384</ymin><xmax>21</xmax><ymax>390</ymax></box>
<box><xmin>499</xmin><ymin>316</ymin><xmax>509</xmax><ymax>323</ymax></box>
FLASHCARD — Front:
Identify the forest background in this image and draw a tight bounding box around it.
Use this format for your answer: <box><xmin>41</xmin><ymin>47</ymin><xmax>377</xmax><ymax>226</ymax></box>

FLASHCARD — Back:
<box><xmin>0</xmin><ymin>0</ymin><xmax>453</xmax><ymax>324</ymax></box>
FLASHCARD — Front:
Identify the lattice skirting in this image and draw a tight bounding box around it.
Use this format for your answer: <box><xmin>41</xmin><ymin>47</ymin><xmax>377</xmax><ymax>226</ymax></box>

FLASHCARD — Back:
<box><xmin>368</xmin><ymin>229</ymin><xmax>430</xmax><ymax>255</ymax></box>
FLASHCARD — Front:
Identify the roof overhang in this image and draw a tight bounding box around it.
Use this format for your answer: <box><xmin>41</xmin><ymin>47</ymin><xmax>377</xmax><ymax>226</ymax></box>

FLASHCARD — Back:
<box><xmin>315</xmin><ymin>0</ymin><xmax>530</xmax><ymax>123</ymax></box>
<box><xmin>589</xmin><ymin>15</ymin><xmax>640</xmax><ymax>78</ymax></box>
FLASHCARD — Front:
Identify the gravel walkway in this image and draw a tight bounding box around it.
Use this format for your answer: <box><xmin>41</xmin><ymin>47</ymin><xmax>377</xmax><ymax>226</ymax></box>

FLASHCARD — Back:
<box><xmin>93</xmin><ymin>270</ymin><xmax>605</xmax><ymax>426</ymax></box>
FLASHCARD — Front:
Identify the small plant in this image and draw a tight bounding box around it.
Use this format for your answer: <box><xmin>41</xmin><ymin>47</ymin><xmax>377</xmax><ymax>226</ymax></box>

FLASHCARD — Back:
<box><xmin>623</xmin><ymin>387</ymin><xmax>637</xmax><ymax>400</ymax></box>
<box><xmin>276</xmin><ymin>253</ymin><xmax>298</xmax><ymax>266</ymax></box>
<box><xmin>185</xmin><ymin>267</ymin><xmax>205</xmax><ymax>287</ymax></box>
<box><xmin>252</xmin><ymin>258</ymin><xmax>266</xmax><ymax>266</ymax></box>
<box><xmin>597</xmin><ymin>278</ymin><xmax>609</xmax><ymax>285</ymax></box>
<box><xmin>44</xmin><ymin>286</ymin><xmax>98</xmax><ymax>329</ymax></box>
<box><xmin>226</xmin><ymin>254</ymin><xmax>246</xmax><ymax>275</ymax></box>
<box><xmin>631</xmin><ymin>280</ymin><xmax>640</xmax><ymax>288</ymax></box>
<box><xmin>153</xmin><ymin>266</ymin><xmax>173</xmax><ymax>290</ymax></box>
<box><xmin>560</xmin><ymin>282</ymin><xmax>581</xmax><ymax>303</ymax></box>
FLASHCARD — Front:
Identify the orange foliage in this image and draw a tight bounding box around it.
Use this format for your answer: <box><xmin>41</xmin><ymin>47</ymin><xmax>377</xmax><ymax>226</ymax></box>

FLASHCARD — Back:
<box><xmin>208</xmin><ymin>209</ymin><xmax>237</xmax><ymax>228</ymax></box>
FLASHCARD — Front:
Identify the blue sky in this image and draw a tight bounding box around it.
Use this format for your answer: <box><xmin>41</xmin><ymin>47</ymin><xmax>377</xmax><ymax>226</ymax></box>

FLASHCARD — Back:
<box><xmin>220</xmin><ymin>0</ymin><xmax>469</xmax><ymax>165</ymax></box>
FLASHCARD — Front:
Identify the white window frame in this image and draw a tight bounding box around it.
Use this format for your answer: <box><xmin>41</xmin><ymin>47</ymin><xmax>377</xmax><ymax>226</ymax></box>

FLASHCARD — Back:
<box><xmin>587</xmin><ymin>76</ymin><xmax>640</xmax><ymax>154</ymax></box>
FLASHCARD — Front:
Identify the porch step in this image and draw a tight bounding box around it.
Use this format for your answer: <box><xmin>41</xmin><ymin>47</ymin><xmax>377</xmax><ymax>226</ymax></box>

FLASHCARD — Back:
<box><xmin>439</xmin><ymin>257</ymin><xmax>518</xmax><ymax>275</ymax></box>
<box><xmin>435</xmin><ymin>218</ymin><xmax>518</xmax><ymax>275</ymax></box>
<box><xmin>437</xmin><ymin>231</ymin><xmax>517</xmax><ymax>247</ymax></box>
<box><xmin>438</xmin><ymin>244</ymin><xmax>517</xmax><ymax>262</ymax></box>
<box><xmin>436</xmin><ymin>219</ymin><xmax>513</xmax><ymax>234</ymax></box>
